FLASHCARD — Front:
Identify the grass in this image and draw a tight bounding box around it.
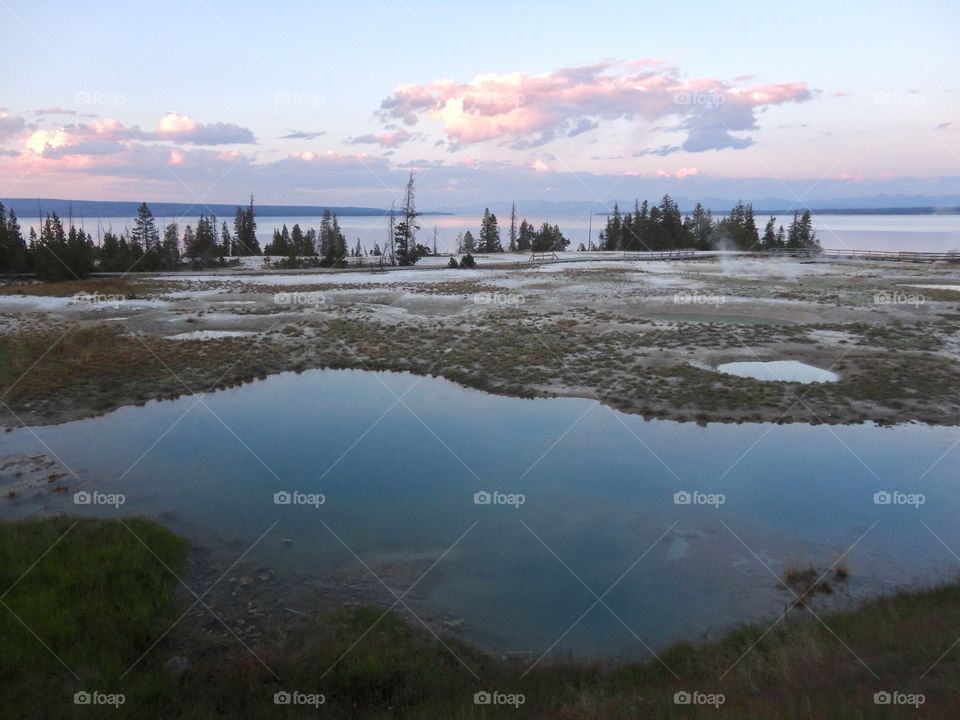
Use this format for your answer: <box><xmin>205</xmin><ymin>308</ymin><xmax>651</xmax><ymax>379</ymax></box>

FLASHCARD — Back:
<box><xmin>1</xmin><ymin>517</ymin><xmax>959</xmax><ymax>717</ymax></box>
<box><xmin>0</xmin><ymin>277</ymin><xmax>170</xmax><ymax>298</ymax></box>
<box><xmin>0</xmin><ymin>517</ymin><xmax>187</xmax><ymax>717</ymax></box>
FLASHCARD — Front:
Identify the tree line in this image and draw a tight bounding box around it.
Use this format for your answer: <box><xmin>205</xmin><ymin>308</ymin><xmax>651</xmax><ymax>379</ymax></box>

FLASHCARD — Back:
<box><xmin>598</xmin><ymin>195</ymin><xmax>819</xmax><ymax>252</ymax></box>
<box><xmin>0</xmin><ymin>197</ymin><xmax>264</xmax><ymax>279</ymax></box>
<box><xmin>456</xmin><ymin>203</ymin><xmax>571</xmax><ymax>254</ymax></box>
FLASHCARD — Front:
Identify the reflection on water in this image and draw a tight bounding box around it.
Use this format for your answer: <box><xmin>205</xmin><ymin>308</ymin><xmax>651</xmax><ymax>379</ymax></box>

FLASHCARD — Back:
<box><xmin>1</xmin><ymin>369</ymin><xmax>957</xmax><ymax>658</ymax></box>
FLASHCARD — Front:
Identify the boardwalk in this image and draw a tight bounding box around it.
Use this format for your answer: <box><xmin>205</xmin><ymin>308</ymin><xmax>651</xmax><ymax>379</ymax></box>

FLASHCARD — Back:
<box><xmin>764</xmin><ymin>247</ymin><xmax>959</xmax><ymax>263</ymax></box>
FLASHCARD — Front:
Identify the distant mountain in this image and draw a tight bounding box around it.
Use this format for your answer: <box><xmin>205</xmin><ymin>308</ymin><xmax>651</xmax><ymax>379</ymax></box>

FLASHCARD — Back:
<box><xmin>440</xmin><ymin>195</ymin><xmax>960</xmax><ymax>217</ymax></box>
<box><xmin>1</xmin><ymin>198</ymin><xmax>453</xmax><ymax>219</ymax></box>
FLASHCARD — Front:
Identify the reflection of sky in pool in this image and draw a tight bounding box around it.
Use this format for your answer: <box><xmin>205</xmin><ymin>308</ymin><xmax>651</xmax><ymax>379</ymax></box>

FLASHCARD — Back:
<box><xmin>2</xmin><ymin>369</ymin><xmax>957</xmax><ymax>658</ymax></box>
<box><xmin>717</xmin><ymin>360</ymin><xmax>839</xmax><ymax>383</ymax></box>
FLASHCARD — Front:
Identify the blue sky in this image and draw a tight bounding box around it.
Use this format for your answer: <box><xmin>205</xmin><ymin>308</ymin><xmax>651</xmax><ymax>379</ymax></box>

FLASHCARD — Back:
<box><xmin>1</xmin><ymin>0</ymin><xmax>958</xmax><ymax>209</ymax></box>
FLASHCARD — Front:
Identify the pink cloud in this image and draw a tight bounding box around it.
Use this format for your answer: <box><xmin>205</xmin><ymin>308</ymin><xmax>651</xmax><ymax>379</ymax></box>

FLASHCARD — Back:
<box><xmin>345</xmin><ymin>129</ymin><xmax>415</xmax><ymax>148</ymax></box>
<box><xmin>153</xmin><ymin>112</ymin><xmax>255</xmax><ymax>145</ymax></box>
<box><xmin>378</xmin><ymin>60</ymin><xmax>815</xmax><ymax>153</ymax></box>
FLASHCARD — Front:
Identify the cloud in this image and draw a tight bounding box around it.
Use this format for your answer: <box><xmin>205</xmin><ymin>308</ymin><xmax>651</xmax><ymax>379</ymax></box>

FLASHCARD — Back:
<box><xmin>0</xmin><ymin>113</ymin><xmax>27</xmax><ymax>141</ymax></box>
<box><xmin>935</xmin><ymin>122</ymin><xmax>954</xmax><ymax>131</ymax></box>
<box><xmin>279</xmin><ymin>130</ymin><xmax>327</xmax><ymax>140</ymax></box>
<box><xmin>345</xmin><ymin>129</ymin><xmax>415</xmax><ymax>148</ymax></box>
<box><xmin>153</xmin><ymin>112</ymin><xmax>255</xmax><ymax>145</ymax></box>
<box><xmin>34</xmin><ymin>107</ymin><xmax>78</xmax><ymax>116</ymax></box>
<box><xmin>377</xmin><ymin>60</ymin><xmax>814</xmax><ymax>153</ymax></box>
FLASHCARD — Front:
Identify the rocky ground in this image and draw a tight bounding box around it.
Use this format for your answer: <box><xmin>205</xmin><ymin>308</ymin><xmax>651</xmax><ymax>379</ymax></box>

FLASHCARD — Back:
<box><xmin>2</xmin><ymin>252</ymin><xmax>959</xmax><ymax>429</ymax></box>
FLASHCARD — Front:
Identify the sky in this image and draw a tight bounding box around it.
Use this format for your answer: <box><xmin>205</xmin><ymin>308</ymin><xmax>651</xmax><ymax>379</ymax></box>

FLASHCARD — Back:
<box><xmin>1</xmin><ymin>0</ymin><xmax>958</xmax><ymax>212</ymax></box>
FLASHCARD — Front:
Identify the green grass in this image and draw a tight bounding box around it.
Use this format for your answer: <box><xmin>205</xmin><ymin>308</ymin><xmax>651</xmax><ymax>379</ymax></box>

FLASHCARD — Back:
<box><xmin>2</xmin><ymin>517</ymin><xmax>960</xmax><ymax>717</ymax></box>
<box><xmin>0</xmin><ymin>517</ymin><xmax>187</xmax><ymax>717</ymax></box>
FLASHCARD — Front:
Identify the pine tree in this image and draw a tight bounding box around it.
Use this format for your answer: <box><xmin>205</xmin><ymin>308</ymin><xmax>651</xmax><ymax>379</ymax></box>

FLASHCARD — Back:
<box><xmin>163</xmin><ymin>222</ymin><xmax>181</xmax><ymax>269</ymax></box>
<box><xmin>479</xmin><ymin>208</ymin><xmax>502</xmax><ymax>253</ymax></box>
<box><xmin>509</xmin><ymin>201</ymin><xmax>518</xmax><ymax>253</ymax></box>
<box><xmin>131</xmin><ymin>202</ymin><xmax>159</xmax><ymax>253</ymax></box>
<box><xmin>762</xmin><ymin>216</ymin><xmax>778</xmax><ymax>249</ymax></box>
<box><xmin>394</xmin><ymin>173</ymin><xmax>420</xmax><ymax>266</ymax></box>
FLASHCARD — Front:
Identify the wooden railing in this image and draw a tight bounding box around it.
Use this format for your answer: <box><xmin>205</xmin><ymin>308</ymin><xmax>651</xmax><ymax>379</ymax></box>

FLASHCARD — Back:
<box><xmin>763</xmin><ymin>247</ymin><xmax>959</xmax><ymax>263</ymax></box>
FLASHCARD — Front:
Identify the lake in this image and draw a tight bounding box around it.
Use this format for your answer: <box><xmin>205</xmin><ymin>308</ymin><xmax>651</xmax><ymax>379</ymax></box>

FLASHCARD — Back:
<box><xmin>2</xmin><ymin>369</ymin><xmax>958</xmax><ymax>659</ymax></box>
<box><xmin>20</xmin><ymin>213</ymin><xmax>960</xmax><ymax>255</ymax></box>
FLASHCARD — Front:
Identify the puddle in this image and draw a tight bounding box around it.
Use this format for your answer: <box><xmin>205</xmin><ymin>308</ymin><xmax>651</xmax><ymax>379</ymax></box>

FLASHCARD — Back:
<box><xmin>716</xmin><ymin>360</ymin><xmax>839</xmax><ymax>383</ymax></box>
<box><xmin>165</xmin><ymin>330</ymin><xmax>256</xmax><ymax>341</ymax></box>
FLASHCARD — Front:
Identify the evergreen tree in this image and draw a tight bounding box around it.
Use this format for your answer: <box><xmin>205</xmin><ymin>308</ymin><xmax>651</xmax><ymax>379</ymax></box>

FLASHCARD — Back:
<box><xmin>131</xmin><ymin>202</ymin><xmax>159</xmax><ymax>253</ymax></box>
<box><xmin>232</xmin><ymin>195</ymin><xmax>260</xmax><ymax>255</ymax></box>
<box><xmin>761</xmin><ymin>216</ymin><xmax>779</xmax><ymax>249</ymax></box>
<box><xmin>394</xmin><ymin>172</ymin><xmax>420</xmax><ymax>266</ymax></box>
<box><xmin>162</xmin><ymin>222</ymin><xmax>181</xmax><ymax>269</ymax></box>
<box><xmin>32</xmin><ymin>213</ymin><xmax>94</xmax><ymax>280</ymax></box>
<box><xmin>516</xmin><ymin>220</ymin><xmax>534</xmax><ymax>252</ymax></box>
<box><xmin>479</xmin><ymin>208</ymin><xmax>502</xmax><ymax>253</ymax></box>
<box><xmin>508</xmin><ymin>202</ymin><xmax>518</xmax><ymax>253</ymax></box>
<box><xmin>533</xmin><ymin>223</ymin><xmax>569</xmax><ymax>252</ymax></box>
<box><xmin>0</xmin><ymin>204</ymin><xmax>27</xmax><ymax>272</ymax></box>
<box><xmin>220</xmin><ymin>221</ymin><xmax>232</xmax><ymax>256</ymax></box>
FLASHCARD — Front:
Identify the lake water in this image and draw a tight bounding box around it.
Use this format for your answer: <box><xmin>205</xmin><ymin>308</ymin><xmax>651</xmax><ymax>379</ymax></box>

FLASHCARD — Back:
<box><xmin>21</xmin><ymin>213</ymin><xmax>960</xmax><ymax>255</ymax></box>
<box><xmin>2</xmin><ymin>369</ymin><xmax>959</xmax><ymax>658</ymax></box>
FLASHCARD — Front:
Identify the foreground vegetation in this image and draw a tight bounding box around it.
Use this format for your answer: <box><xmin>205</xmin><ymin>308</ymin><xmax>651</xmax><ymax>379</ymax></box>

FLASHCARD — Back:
<box><xmin>0</xmin><ymin>517</ymin><xmax>957</xmax><ymax>718</ymax></box>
